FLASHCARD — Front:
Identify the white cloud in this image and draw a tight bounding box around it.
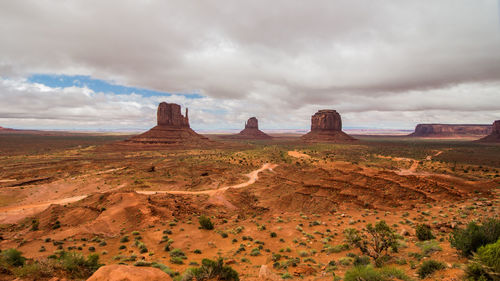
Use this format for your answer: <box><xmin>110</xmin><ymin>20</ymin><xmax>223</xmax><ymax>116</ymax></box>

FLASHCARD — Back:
<box><xmin>0</xmin><ymin>0</ymin><xmax>500</xmax><ymax>130</ymax></box>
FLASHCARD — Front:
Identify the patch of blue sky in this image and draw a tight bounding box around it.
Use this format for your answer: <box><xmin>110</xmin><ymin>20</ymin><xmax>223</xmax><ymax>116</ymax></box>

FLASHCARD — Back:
<box><xmin>27</xmin><ymin>74</ymin><xmax>203</xmax><ymax>99</ymax></box>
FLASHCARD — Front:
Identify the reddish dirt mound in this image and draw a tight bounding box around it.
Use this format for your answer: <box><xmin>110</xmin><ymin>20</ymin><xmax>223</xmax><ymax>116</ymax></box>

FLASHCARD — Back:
<box><xmin>88</xmin><ymin>264</ymin><xmax>172</xmax><ymax>281</ymax></box>
<box><xmin>28</xmin><ymin>191</ymin><xmax>199</xmax><ymax>237</ymax></box>
<box><xmin>253</xmin><ymin>164</ymin><xmax>495</xmax><ymax>213</ymax></box>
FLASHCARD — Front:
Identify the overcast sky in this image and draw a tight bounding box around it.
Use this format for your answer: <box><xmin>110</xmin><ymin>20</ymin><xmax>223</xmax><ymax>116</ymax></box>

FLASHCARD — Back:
<box><xmin>1</xmin><ymin>0</ymin><xmax>499</xmax><ymax>131</ymax></box>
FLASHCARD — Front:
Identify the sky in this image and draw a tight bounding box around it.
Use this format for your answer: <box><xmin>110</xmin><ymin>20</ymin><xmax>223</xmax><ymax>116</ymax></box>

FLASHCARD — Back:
<box><xmin>0</xmin><ymin>1</ymin><xmax>500</xmax><ymax>131</ymax></box>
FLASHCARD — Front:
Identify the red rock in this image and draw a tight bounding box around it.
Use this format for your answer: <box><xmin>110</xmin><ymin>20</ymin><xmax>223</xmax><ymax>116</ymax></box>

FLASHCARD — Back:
<box><xmin>228</xmin><ymin>117</ymin><xmax>272</xmax><ymax>139</ymax></box>
<box><xmin>478</xmin><ymin>120</ymin><xmax>500</xmax><ymax>143</ymax></box>
<box><xmin>127</xmin><ymin>102</ymin><xmax>210</xmax><ymax>145</ymax></box>
<box><xmin>409</xmin><ymin>124</ymin><xmax>492</xmax><ymax>137</ymax></box>
<box><xmin>87</xmin><ymin>264</ymin><xmax>172</xmax><ymax>281</ymax></box>
<box><xmin>293</xmin><ymin>265</ymin><xmax>316</xmax><ymax>276</ymax></box>
<box><xmin>301</xmin><ymin>110</ymin><xmax>356</xmax><ymax>142</ymax></box>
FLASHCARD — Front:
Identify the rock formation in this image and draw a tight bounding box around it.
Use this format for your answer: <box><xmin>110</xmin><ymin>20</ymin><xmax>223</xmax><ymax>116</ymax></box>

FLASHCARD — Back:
<box><xmin>409</xmin><ymin>124</ymin><xmax>492</xmax><ymax>137</ymax></box>
<box><xmin>127</xmin><ymin>102</ymin><xmax>210</xmax><ymax>144</ymax></box>
<box><xmin>301</xmin><ymin>110</ymin><xmax>356</xmax><ymax>142</ymax></box>
<box><xmin>230</xmin><ymin>117</ymin><xmax>272</xmax><ymax>139</ymax></box>
<box><xmin>478</xmin><ymin>120</ymin><xmax>500</xmax><ymax>142</ymax></box>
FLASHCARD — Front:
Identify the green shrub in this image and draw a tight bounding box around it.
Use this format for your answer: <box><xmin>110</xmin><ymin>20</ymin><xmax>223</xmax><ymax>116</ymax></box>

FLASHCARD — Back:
<box><xmin>344</xmin><ymin>265</ymin><xmax>411</xmax><ymax>281</ymax></box>
<box><xmin>1</xmin><ymin>249</ymin><xmax>26</xmax><ymax>267</ymax></box>
<box><xmin>59</xmin><ymin>251</ymin><xmax>101</xmax><ymax>278</ymax></box>
<box><xmin>417</xmin><ymin>260</ymin><xmax>445</xmax><ymax>279</ymax></box>
<box><xmin>450</xmin><ymin>218</ymin><xmax>500</xmax><ymax>257</ymax></box>
<box><xmin>180</xmin><ymin>258</ymin><xmax>239</xmax><ymax>281</ymax></box>
<box><xmin>344</xmin><ymin>221</ymin><xmax>399</xmax><ymax>267</ymax></box>
<box><xmin>415</xmin><ymin>224</ymin><xmax>435</xmax><ymax>241</ymax></box>
<box><xmin>170</xmin><ymin>257</ymin><xmax>184</xmax><ymax>264</ymax></box>
<box><xmin>198</xmin><ymin>215</ymin><xmax>214</xmax><ymax>230</ymax></box>
<box><xmin>465</xmin><ymin>239</ymin><xmax>500</xmax><ymax>281</ymax></box>
<box><xmin>169</xmin><ymin>248</ymin><xmax>186</xmax><ymax>259</ymax></box>
<box><xmin>416</xmin><ymin>240</ymin><xmax>442</xmax><ymax>256</ymax></box>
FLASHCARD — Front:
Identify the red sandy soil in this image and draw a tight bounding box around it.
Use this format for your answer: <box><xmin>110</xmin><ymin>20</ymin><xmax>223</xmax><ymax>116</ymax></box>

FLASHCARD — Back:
<box><xmin>0</xmin><ymin>135</ymin><xmax>498</xmax><ymax>280</ymax></box>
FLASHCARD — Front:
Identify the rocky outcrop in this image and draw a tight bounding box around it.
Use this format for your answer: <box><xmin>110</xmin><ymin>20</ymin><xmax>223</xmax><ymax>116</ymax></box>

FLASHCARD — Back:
<box><xmin>87</xmin><ymin>264</ymin><xmax>172</xmax><ymax>281</ymax></box>
<box><xmin>301</xmin><ymin>110</ymin><xmax>356</xmax><ymax>142</ymax></box>
<box><xmin>409</xmin><ymin>124</ymin><xmax>492</xmax><ymax>137</ymax></box>
<box><xmin>230</xmin><ymin>117</ymin><xmax>272</xmax><ymax>139</ymax></box>
<box><xmin>127</xmin><ymin>102</ymin><xmax>210</xmax><ymax>145</ymax></box>
<box><xmin>478</xmin><ymin>120</ymin><xmax>500</xmax><ymax>143</ymax></box>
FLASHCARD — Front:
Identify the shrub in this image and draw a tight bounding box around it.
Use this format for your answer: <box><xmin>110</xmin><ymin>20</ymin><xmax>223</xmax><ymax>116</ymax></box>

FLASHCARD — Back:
<box><xmin>120</xmin><ymin>236</ymin><xmax>129</xmax><ymax>243</ymax></box>
<box><xmin>417</xmin><ymin>260</ymin><xmax>445</xmax><ymax>279</ymax></box>
<box><xmin>1</xmin><ymin>249</ymin><xmax>26</xmax><ymax>267</ymax></box>
<box><xmin>59</xmin><ymin>252</ymin><xmax>101</xmax><ymax>278</ymax></box>
<box><xmin>180</xmin><ymin>258</ymin><xmax>239</xmax><ymax>281</ymax></box>
<box><xmin>344</xmin><ymin>221</ymin><xmax>399</xmax><ymax>267</ymax></box>
<box><xmin>270</xmin><ymin>232</ymin><xmax>277</xmax><ymax>238</ymax></box>
<box><xmin>465</xmin><ymin>239</ymin><xmax>500</xmax><ymax>280</ymax></box>
<box><xmin>170</xmin><ymin>257</ymin><xmax>184</xmax><ymax>264</ymax></box>
<box><xmin>344</xmin><ymin>265</ymin><xmax>411</xmax><ymax>281</ymax></box>
<box><xmin>198</xmin><ymin>215</ymin><xmax>214</xmax><ymax>230</ymax></box>
<box><xmin>450</xmin><ymin>218</ymin><xmax>500</xmax><ymax>257</ymax></box>
<box><xmin>416</xmin><ymin>240</ymin><xmax>442</xmax><ymax>256</ymax></box>
<box><xmin>169</xmin><ymin>248</ymin><xmax>186</xmax><ymax>259</ymax></box>
<box><xmin>415</xmin><ymin>224</ymin><xmax>435</xmax><ymax>241</ymax></box>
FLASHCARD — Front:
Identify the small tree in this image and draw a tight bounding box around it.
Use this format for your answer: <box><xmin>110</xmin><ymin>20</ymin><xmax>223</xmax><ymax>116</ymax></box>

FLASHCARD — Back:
<box><xmin>199</xmin><ymin>215</ymin><xmax>214</xmax><ymax>230</ymax></box>
<box><xmin>415</xmin><ymin>224</ymin><xmax>435</xmax><ymax>241</ymax></box>
<box><xmin>344</xmin><ymin>221</ymin><xmax>400</xmax><ymax>267</ymax></box>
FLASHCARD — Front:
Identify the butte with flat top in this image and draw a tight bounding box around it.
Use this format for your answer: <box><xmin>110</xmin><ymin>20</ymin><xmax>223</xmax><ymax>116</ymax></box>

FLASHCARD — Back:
<box><xmin>301</xmin><ymin>109</ymin><xmax>356</xmax><ymax>142</ymax></box>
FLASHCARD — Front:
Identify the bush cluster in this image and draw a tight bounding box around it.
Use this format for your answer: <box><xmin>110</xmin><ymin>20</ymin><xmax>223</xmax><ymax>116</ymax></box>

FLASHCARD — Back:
<box><xmin>450</xmin><ymin>218</ymin><xmax>500</xmax><ymax>257</ymax></box>
<box><xmin>180</xmin><ymin>258</ymin><xmax>239</xmax><ymax>281</ymax></box>
<box><xmin>198</xmin><ymin>215</ymin><xmax>214</xmax><ymax>230</ymax></box>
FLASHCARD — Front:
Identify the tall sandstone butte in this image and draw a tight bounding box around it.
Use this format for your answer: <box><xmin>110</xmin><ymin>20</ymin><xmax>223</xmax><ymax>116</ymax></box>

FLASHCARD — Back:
<box><xmin>231</xmin><ymin>117</ymin><xmax>272</xmax><ymax>139</ymax></box>
<box><xmin>478</xmin><ymin>120</ymin><xmax>500</xmax><ymax>143</ymax></box>
<box><xmin>409</xmin><ymin>124</ymin><xmax>492</xmax><ymax>138</ymax></box>
<box><xmin>301</xmin><ymin>110</ymin><xmax>355</xmax><ymax>142</ymax></box>
<box><xmin>128</xmin><ymin>102</ymin><xmax>209</xmax><ymax>144</ymax></box>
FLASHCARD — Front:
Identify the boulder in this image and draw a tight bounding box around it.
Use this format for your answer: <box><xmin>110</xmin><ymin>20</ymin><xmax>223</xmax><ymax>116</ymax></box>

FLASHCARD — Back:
<box><xmin>258</xmin><ymin>265</ymin><xmax>281</xmax><ymax>281</ymax></box>
<box><xmin>301</xmin><ymin>110</ymin><xmax>355</xmax><ymax>142</ymax></box>
<box><xmin>86</xmin><ymin>264</ymin><xmax>171</xmax><ymax>281</ymax></box>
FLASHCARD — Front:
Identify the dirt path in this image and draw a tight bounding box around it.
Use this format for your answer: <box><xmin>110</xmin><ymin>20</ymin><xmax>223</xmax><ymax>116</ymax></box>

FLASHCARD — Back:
<box><xmin>137</xmin><ymin>163</ymin><xmax>277</xmax><ymax>196</ymax></box>
<box><xmin>375</xmin><ymin>150</ymin><xmax>443</xmax><ymax>176</ymax></box>
<box><xmin>287</xmin><ymin>150</ymin><xmax>311</xmax><ymax>159</ymax></box>
<box><xmin>0</xmin><ymin>195</ymin><xmax>87</xmax><ymax>224</ymax></box>
<box><xmin>0</xmin><ymin>163</ymin><xmax>277</xmax><ymax>223</ymax></box>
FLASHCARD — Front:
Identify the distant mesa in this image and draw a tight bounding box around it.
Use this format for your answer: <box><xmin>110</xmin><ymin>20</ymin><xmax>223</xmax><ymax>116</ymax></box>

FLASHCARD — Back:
<box><xmin>127</xmin><ymin>102</ymin><xmax>210</xmax><ymax>144</ymax></box>
<box><xmin>478</xmin><ymin>120</ymin><xmax>500</xmax><ymax>143</ymax></box>
<box><xmin>230</xmin><ymin>117</ymin><xmax>272</xmax><ymax>139</ymax></box>
<box><xmin>301</xmin><ymin>109</ymin><xmax>356</xmax><ymax>142</ymax></box>
<box><xmin>409</xmin><ymin>124</ymin><xmax>492</xmax><ymax>138</ymax></box>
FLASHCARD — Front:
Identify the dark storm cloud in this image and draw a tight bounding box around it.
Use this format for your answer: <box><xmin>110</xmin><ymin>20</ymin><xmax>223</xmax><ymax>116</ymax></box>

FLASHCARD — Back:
<box><xmin>0</xmin><ymin>0</ymin><xmax>499</xmax><ymax>129</ymax></box>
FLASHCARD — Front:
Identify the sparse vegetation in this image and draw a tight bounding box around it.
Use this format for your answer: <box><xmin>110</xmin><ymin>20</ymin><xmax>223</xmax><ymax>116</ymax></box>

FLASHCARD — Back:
<box><xmin>417</xmin><ymin>260</ymin><xmax>445</xmax><ymax>279</ymax></box>
<box><xmin>344</xmin><ymin>221</ymin><xmax>400</xmax><ymax>267</ymax></box>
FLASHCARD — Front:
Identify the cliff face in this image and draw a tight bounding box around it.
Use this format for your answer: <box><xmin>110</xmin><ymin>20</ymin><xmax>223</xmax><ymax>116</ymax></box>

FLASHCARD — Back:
<box><xmin>302</xmin><ymin>110</ymin><xmax>355</xmax><ymax>142</ymax></box>
<box><xmin>310</xmin><ymin>110</ymin><xmax>342</xmax><ymax>131</ymax></box>
<box><xmin>157</xmin><ymin>102</ymin><xmax>189</xmax><ymax>127</ymax></box>
<box><xmin>409</xmin><ymin>124</ymin><xmax>492</xmax><ymax>137</ymax></box>
<box><xmin>478</xmin><ymin>120</ymin><xmax>500</xmax><ymax>143</ymax></box>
